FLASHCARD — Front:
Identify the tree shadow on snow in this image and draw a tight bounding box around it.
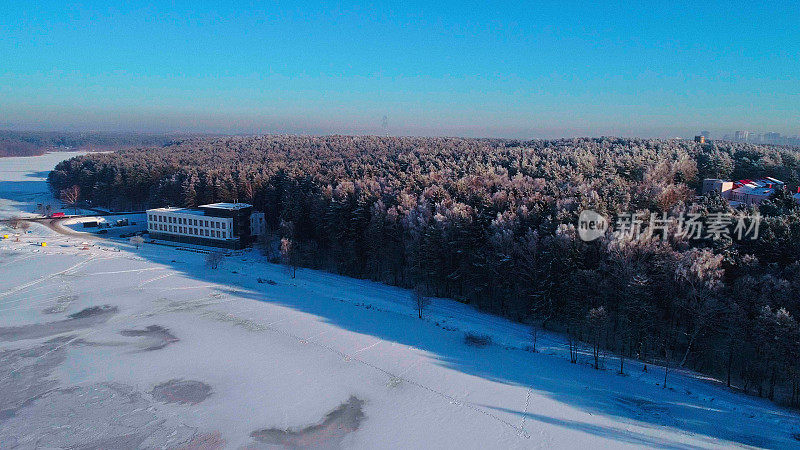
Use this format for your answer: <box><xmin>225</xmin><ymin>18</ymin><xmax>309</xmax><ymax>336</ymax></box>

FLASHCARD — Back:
<box><xmin>103</xmin><ymin>242</ymin><xmax>800</xmax><ymax>448</ymax></box>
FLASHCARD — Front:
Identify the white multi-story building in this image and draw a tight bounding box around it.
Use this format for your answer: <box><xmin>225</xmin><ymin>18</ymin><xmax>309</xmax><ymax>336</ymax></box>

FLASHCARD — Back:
<box><xmin>146</xmin><ymin>203</ymin><xmax>262</xmax><ymax>249</ymax></box>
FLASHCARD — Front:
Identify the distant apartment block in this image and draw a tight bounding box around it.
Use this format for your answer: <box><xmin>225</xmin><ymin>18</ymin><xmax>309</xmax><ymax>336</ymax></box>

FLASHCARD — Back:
<box><xmin>146</xmin><ymin>202</ymin><xmax>264</xmax><ymax>249</ymax></box>
<box><xmin>702</xmin><ymin>177</ymin><xmax>785</xmax><ymax>206</ymax></box>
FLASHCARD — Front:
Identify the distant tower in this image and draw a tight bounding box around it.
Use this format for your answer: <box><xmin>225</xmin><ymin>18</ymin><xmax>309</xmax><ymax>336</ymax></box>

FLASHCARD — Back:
<box><xmin>381</xmin><ymin>115</ymin><xmax>389</xmax><ymax>137</ymax></box>
<box><xmin>694</xmin><ymin>136</ymin><xmax>706</xmax><ymax>144</ymax></box>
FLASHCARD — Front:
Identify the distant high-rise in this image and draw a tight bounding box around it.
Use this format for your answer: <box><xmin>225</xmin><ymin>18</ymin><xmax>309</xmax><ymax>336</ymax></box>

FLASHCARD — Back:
<box><xmin>764</xmin><ymin>132</ymin><xmax>782</xmax><ymax>144</ymax></box>
<box><xmin>694</xmin><ymin>135</ymin><xmax>706</xmax><ymax>144</ymax></box>
<box><xmin>735</xmin><ymin>131</ymin><xmax>750</xmax><ymax>141</ymax></box>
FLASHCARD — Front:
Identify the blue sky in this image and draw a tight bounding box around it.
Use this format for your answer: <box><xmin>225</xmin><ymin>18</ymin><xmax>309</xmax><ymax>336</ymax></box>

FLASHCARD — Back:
<box><xmin>1</xmin><ymin>1</ymin><xmax>798</xmax><ymax>138</ymax></box>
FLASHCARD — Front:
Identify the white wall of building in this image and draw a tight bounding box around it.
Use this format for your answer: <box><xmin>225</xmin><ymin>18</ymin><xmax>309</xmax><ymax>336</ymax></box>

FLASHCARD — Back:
<box><xmin>147</xmin><ymin>208</ymin><xmax>234</xmax><ymax>241</ymax></box>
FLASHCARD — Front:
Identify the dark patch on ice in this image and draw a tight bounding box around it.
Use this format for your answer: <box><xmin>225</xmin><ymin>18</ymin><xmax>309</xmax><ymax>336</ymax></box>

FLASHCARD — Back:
<box><xmin>0</xmin><ymin>305</ymin><xmax>117</xmax><ymax>342</ymax></box>
<box><xmin>70</xmin><ymin>338</ymin><xmax>127</xmax><ymax>348</ymax></box>
<box><xmin>0</xmin><ymin>382</ymin><xmax>198</xmax><ymax>448</ymax></box>
<box><xmin>121</xmin><ymin>325</ymin><xmax>179</xmax><ymax>351</ymax></box>
<box><xmin>68</xmin><ymin>305</ymin><xmax>117</xmax><ymax>319</ymax></box>
<box><xmin>250</xmin><ymin>396</ymin><xmax>365</xmax><ymax>449</ymax></box>
<box><xmin>0</xmin><ymin>338</ymin><xmax>68</xmax><ymax>422</ymax></box>
<box><xmin>178</xmin><ymin>431</ymin><xmax>226</xmax><ymax>449</ymax></box>
<box><xmin>151</xmin><ymin>379</ymin><xmax>212</xmax><ymax>405</ymax></box>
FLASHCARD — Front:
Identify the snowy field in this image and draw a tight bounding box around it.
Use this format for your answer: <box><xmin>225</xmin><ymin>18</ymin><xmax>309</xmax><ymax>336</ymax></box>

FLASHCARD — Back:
<box><xmin>1</xmin><ymin>153</ymin><xmax>800</xmax><ymax>449</ymax></box>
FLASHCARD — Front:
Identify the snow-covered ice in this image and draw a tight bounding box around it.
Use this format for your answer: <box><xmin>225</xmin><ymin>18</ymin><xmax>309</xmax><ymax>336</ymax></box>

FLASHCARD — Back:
<box><xmin>1</xmin><ymin>152</ymin><xmax>800</xmax><ymax>448</ymax></box>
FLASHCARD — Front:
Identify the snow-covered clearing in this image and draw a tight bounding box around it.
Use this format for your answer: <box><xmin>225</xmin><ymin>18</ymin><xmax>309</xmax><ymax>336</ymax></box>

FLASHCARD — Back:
<box><xmin>1</xmin><ymin>153</ymin><xmax>799</xmax><ymax>448</ymax></box>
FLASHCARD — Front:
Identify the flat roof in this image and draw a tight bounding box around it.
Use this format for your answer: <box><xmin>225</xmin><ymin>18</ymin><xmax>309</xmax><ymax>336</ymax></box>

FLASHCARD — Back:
<box><xmin>147</xmin><ymin>207</ymin><xmax>206</xmax><ymax>216</ymax></box>
<box><xmin>199</xmin><ymin>202</ymin><xmax>252</xmax><ymax>210</ymax></box>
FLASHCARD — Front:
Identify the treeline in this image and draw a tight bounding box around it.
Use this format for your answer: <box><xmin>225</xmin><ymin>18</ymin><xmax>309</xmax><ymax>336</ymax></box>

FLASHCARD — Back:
<box><xmin>48</xmin><ymin>135</ymin><xmax>800</xmax><ymax>405</ymax></box>
<box><xmin>0</xmin><ymin>139</ymin><xmax>42</xmax><ymax>157</ymax></box>
<box><xmin>0</xmin><ymin>131</ymin><xmax>196</xmax><ymax>157</ymax></box>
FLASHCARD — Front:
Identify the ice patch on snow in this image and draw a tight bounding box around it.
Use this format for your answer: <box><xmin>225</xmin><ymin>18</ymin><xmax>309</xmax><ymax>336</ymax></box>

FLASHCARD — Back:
<box><xmin>0</xmin><ymin>305</ymin><xmax>117</xmax><ymax>341</ymax></box>
<box><xmin>120</xmin><ymin>325</ymin><xmax>179</xmax><ymax>351</ymax></box>
<box><xmin>150</xmin><ymin>379</ymin><xmax>212</xmax><ymax>405</ymax></box>
<box><xmin>250</xmin><ymin>396</ymin><xmax>365</xmax><ymax>449</ymax></box>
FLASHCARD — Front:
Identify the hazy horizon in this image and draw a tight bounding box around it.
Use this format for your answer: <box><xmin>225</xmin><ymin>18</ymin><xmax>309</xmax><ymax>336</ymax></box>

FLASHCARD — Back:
<box><xmin>2</xmin><ymin>2</ymin><xmax>798</xmax><ymax>139</ymax></box>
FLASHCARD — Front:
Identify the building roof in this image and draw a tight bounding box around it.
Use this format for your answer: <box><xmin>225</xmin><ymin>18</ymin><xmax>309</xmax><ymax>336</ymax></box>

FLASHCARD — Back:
<box><xmin>199</xmin><ymin>203</ymin><xmax>252</xmax><ymax>210</ymax></box>
<box><xmin>147</xmin><ymin>207</ymin><xmax>206</xmax><ymax>216</ymax></box>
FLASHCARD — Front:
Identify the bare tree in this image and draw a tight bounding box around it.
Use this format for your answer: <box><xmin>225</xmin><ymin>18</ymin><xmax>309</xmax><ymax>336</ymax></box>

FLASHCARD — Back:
<box><xmin>60</xmin><ymin>185</ymin><xmax>81</xmax><ymax>214</ymax></box>
<box><xmin>587</xmin><ymin>306</ymin><xmax>609</xmax><ymax>370</ymax></box>
<box><xmin>241</xmin><ymin>180</ymin><xmax>255</xmax><ymax>203</ymax></box>
<box><xmin>129</xmin><ymin>235</ymin><xmax>144</xmax><ymax>249</ymax></box>
<box><xmin>280</xmin><ymin>237</ymin><xmax>296</xmax><ymax>278</ymax></box>
<box><xmin>413</xmin><ymin>286</ymin><xmax>430</xmax><ymax>319</ymax></box>
<box><xmin>8</xmin><ymin>216</ymin><xmax>23</xmax><ymax>229</ymax></box>
<box><xmin>529</xmin><ymin>323</ymin><xmax>539</xmax><ymax>353</ymax></box>
<box><xmin>205</xmin><ymin>251</ymin><xmax>224</xmax><ymax>270</ymax></box>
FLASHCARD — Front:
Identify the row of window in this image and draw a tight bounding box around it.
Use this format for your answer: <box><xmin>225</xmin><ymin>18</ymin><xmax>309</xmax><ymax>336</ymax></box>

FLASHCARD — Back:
<box><xmin>149</xmin><ymin>222</ymin><xmax>228</xmax><ymax>239</ymax></box>
<box><xmin>148</xmin><ymin>214</ymin><xmax>226</xmax><ymax>229</ymax></box>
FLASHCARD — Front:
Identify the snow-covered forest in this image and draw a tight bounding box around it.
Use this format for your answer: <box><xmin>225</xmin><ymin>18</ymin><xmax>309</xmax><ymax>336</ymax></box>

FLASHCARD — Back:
<box><xmin>48</xmin><ymin>135</ymin><xmax>800</xmax><ymax>406</ymax></box>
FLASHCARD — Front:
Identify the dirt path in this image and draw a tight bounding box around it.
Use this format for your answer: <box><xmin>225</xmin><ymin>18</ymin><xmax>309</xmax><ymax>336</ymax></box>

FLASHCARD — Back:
<box><xmin>45</xmin><ymin>218</ymin><xmax>93</xmax><ymax>237</ymax></box>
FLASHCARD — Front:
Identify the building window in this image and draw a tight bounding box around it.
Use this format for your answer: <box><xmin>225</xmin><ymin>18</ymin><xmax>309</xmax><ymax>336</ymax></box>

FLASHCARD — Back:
<box><xmin>221</xmin><ymin>232</ymin><xmax>226</xmax><ymax>238</ymax></box>
<box><xmin>221</xmin><ymin>223</ymin><xmax>226</xmax><ymax>229</ymax></box>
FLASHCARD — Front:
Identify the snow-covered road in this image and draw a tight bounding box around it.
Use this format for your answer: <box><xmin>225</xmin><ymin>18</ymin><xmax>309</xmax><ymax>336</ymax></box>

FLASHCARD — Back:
<box><xmin>1</xmin><ymin>152</ymin><xmax>799</xmax><ymax>449</ymax></box>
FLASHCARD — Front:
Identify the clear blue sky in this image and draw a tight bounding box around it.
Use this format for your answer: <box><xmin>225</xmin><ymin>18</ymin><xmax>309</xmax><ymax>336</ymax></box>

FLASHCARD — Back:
<box><xmin>1</xmin><ymin>1</ymin><xmax>798</xmax><ymax>138</ymax></box>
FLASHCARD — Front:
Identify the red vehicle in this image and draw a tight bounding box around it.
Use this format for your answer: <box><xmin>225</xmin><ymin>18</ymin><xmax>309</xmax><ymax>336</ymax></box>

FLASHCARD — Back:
<box><xmin>50</xmin><ymin>212</ymin><xmax>65</xmax><ymax>218</ymax></box>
